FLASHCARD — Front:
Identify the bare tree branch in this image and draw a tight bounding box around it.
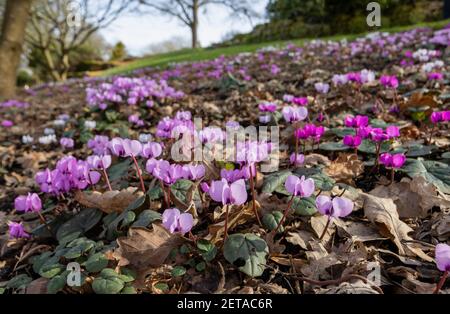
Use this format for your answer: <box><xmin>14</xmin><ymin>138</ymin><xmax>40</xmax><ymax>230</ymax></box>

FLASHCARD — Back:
<box><xmin>26</xmin><ymin>0</ymin><xmax>133</xmax><ymax>81</ymax></box>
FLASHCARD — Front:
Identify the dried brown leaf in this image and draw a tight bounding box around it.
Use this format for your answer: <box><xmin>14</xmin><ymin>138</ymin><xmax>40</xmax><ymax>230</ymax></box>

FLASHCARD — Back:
<box><xmin>325</xmin><ymin>153</ymin><xmax>363</xmax><ymax>184</ymax></box>
<box><xmin>74</xmin><ymin>187</ymin><xmax>144</xmax><ymax>214</ymax></box>
<box><xmin>113</xmin><ymin>224</ymin><xmax>185</xmax><ymax>269</ymax></box>
<box><xmin>360</xmin><ymin>193</ymin><xmax>433</xmax><ymax>262</ymax></box>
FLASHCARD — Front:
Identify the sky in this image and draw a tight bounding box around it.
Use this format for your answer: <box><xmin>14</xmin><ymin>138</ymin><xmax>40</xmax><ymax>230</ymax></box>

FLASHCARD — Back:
<box><xmin>100</xmin><ymin>1</ymin><xmax>269</xmax><ymax>56</ymax></box>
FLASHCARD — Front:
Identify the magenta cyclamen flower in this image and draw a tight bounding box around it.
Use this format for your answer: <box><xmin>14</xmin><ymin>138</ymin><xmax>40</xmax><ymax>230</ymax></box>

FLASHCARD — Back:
<box><xmin>282</xmin><ymin>106</ymin><xmax>308</xmax><ymax>123</ymax></box>
<box><xmin>292</xmin><ymin>97</ymin><xmax>309</xmax><ymax>106</ymax></box>
<box><xmin>436</xmin><ymin>243</ymin><xmax>450</xmax><ymax>272</ymax></box>
<box><xmin>316</xmin><ymin>195</ymin><xmax>353</xmax><ymax>218</ymax></box>
<box><xmin>258</xmin><ymin>102</ymin><xmax>277</xmax><ymax>112</ymax></box>
<box><xmin>285</xmin><ymin>175</ymin><xmax>315</xmax><ymax>198</ymax></box>
<box><xmin>209</xmin><ymin>179</ymin><xmax>247</xmax><ymax>205</ymax></box>
<box><xmin>1</xmin><ymin>120</ymin><xmax>14</xmax><ymax>127</ymax></box>
<box><xmin>428</xmin><ymin>72</ymin><xmax>444</xmax><ymax>81</ymax></box>
<box><xmin>162</xmin><ymin>208</ymin><xmax>194</xmax><ymax>235</ymax></box>
<box><xmin>431</xmin><ymin>111</ymin><xmax>450</xmax><ymax>124</ymax></box>
<box><xmin>7</xmin><ymin>221</ymin><xmax>29</xmax><ymax>239</ymax></box>
<box><xmin>290</xmin><ymin>153</ymin><xmax>305</xmax><ymax>166</ymax></box>
<box><xmin>380</xmin><ymin>75</ymin><xmax>399</xmax><ymax>89</ymax></box>
<box><xmin>14</xmin><ymin>193</ymin><xmax>42</xmax><ymax>213</ymax></box>
<box><xmin>344</xmin><ymin>115</ymin><xmax>369</xmax><ymax>128</ymax></box>
<box><xmin>343</xmin><ymin>135</ymin><xmax>362</xmax><ymax>148</ymax></box>
<box><xmin>379</xmin><ymin>153</ymin><xmax>406</xmax><ymax>169</ymax></box>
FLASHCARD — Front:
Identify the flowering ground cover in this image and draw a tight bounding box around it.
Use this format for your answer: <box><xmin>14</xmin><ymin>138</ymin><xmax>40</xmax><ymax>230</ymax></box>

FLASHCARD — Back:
<box><xmin>1</xmin><ymin>24</ymin><xmax>450</xmax><ymax>294</ymax></box>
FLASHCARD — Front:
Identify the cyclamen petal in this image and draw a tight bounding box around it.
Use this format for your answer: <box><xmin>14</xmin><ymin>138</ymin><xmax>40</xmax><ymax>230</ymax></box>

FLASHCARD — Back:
<box><xmin>331</xmin><ymin>197</ymin><xmax>353</xmax><ymax>217</ymax></box>
<box><xmin>229</xmin><ymin>179</ymin><xmax>248</xmax><ymax>205</ymax></box>
<box><xmin>435</xmin><ymin>243</ymin><xmax>450</xmax><ymax>272</ymax></box>
<box><xmin>316</xmin><ymin>195</ymin><xmax>333</xmax><ymax>216</ymax></box>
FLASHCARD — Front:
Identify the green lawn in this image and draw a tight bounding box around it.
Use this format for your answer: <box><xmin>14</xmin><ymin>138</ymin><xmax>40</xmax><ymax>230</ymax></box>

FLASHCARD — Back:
<box><xmin>96</xmin><ymin>19</ymin><xmax>450</xmax><ymax>77</ymax></box>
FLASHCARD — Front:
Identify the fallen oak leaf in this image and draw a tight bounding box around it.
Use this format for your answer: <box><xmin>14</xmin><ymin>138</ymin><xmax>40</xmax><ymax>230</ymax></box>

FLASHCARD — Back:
<box><xmin>74</xmin><ymin>187</ymin><xmax>144</xmax><ymax>214</ymax></box>
<box><xmin>113</xmin><ymin>224</ymin><xmax>185</xmax><ymax>269</ymax></box>
<box><xmin>324</xmin><ymin>153</ymin><xmax>363</xmax><ymax>185</ymax></box>
<box><xmin>360</xmin><ymin>193</ymin><xmax>433</xmax><ymax>262</ymax></box>
<box><xmin>370</xmin><ymin>176</ymin><xmax>450</xmax><ymax>218</ymax></box>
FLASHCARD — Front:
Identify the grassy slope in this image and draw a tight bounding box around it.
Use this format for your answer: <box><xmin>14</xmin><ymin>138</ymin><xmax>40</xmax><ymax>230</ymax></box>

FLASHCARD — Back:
<box><xmin>95</xmin><ymin>19</ymin><xmax>450</xmax><ymax>77</ymax></box>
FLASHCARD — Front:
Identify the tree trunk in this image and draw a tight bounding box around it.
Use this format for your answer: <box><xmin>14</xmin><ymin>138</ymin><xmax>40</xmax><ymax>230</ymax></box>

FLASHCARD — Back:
<box><xmin>445</xmin><ymin>0</ymin><xmax>450</xmax><ymax>19</ymax></box>
<box><xmin>0</xmin><ymin>0</ymin><xmax>32</xmax><ymax>99</ymax></box>
<box><xmin>191</xmin><ymin>0</ymin><xmax>199</xmax><ymax>49</ymax></box>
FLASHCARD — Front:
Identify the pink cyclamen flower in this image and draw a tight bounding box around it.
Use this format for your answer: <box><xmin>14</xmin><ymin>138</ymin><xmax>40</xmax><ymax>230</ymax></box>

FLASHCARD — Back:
<box><xmin>314</xmin><ymin>82</ymin><xmax>330</xmax><ymax>94</ymax></box>
<box><xmin>379</xmin><ymin>153</ymin><xmax>406</xmax><ymax>169</ymax></box>
<box><xmin>7</xmin><ymin>221</ymin><xmax>29</xmax><ymax>239</ymax></box>
<box><xmin>141</xmin><ymin>142</ymin><xmax>162</xmax><ymax>159</ymax></box>
<box><xmin>343</xmin><ymin>135</ymin><xmax>362</xmax><ymax>148</ymax></box>
<box><xmin>60</xmin><ymin>137</ymin><xmax>74</xmax><ymax>148</ymax></box>
<box><xmin>123</xmin><ymin>139</ymin><xmax>142</xmax><ymax>157</ymax></box>
<box><xmin>282</xmin><ymin>106</ymin><xmax>308</xmax><ymax>123</ymax></box>
<box><xmin>209</xmin><ymin>178</ymin><xmax>247</xmax><ymax>205</ymax></box>
<box><xmin>435</xmin><ymin>243</ymin><xmax>450</xmax><ymax>272</ymax></box>
<box><xmin>200</xmin><ymin>182</ymin><xmax>210</xmax><ymax>193</ymax></box>
<box><xmin>316</xmin><ymin>195</ymin><xmax>353</xmax><ymax>218</ymax></box>
<box><xmin>162</xmin><ymin>208</ymin><xmax>193</xmax><ymax>235</ymax></box>
<box><xmin>87</xmin><ymin>155</ymin><xmax>112</xmax><ymax>169</ymax></box>
<box><xmin>14</xmin><ymin>193</ymin><xmax>42</xmax><ymax>213</ymax></box>
<box><xmin>182</xmin><ymin>164</ymin><xmax>205</xmax><ymax>181</ymax></box>
<box><xmin>285</xmin><ymin>175</ymin><xmax>315</xmax><ymax>198</ymax></box>
<box><xmin>290</xmin><ymin>153</ymin><xmax>305</xmax><ymax>166</ymax></box>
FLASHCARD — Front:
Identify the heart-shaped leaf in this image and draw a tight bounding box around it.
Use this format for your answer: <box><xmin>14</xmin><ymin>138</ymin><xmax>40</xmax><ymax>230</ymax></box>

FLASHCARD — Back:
<box><xmin>401</xmin><ymin>158</ymin><xmax>450</xmax><ymax>193</ymax></box>
<box><xmin>223</xmin><ymin>233</ymin><xmax>268</xmax><ymax>277</ymax></box>
<box><xmin>56</xmin><ymin>208</ymin><xmax>103</xmax><ymax>242</ymax></box>
<box><xmin>262</xmin><ymin>170</ymin><xmax>292</xmax><ymax>194</ymax></box>
<box><xmin>262</xmin><ymin>211</ymin><xmax>284</xmax><ymax>233</ymax></box>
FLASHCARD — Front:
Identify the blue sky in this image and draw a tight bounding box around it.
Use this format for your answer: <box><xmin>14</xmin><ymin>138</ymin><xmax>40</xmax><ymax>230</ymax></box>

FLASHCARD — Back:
<box><xmin>100</xmin><ymin>1</ymin><xmax>269</xmax><ymax>56</ymax></box>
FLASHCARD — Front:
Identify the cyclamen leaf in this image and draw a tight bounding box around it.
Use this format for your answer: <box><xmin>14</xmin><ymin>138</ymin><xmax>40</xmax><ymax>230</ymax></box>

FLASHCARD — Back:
<box><xmin>223</xmin><ymin>233</ymin><xmax>268</xmax><ymax>277</ymax></box>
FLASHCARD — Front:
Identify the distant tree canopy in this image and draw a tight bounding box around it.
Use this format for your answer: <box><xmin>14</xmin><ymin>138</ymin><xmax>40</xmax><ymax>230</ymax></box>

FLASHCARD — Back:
<box><xmin>110</xmin><ymin>41</ymin><xmax>127</xmax><ymax>61</ymax></box>
<box><xmin>224</xmin><ymin>0</ymin><xmax>444</xmax><ymax>45</ymax></box>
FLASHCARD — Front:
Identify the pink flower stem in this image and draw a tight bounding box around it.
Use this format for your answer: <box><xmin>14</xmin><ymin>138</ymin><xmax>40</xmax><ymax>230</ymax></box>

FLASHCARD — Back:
<box><xmin>167</xmin><ymin>185</ymin><xmax>172</xmax><ymax>206</ymax></box>
<box><xmin>433</xmin><ymin>271</ymin><xmax>448</xmax><ymax>294</ymax></box>
<box><xmin>319</xmin><ymin>217</ymin><xmax>331</xmax><ymax>241</ymax></box>
<box><xmin>428</xmin><ymin>124</ymin><xmax>436</xmax><ymax>145</ymax></box>
<box><xmin>390</xmin><ymin>168</ymin><xmax>395</xmax><ymax>185</ymax></box>
<box><xmin>102</xmin><ymin>168</ymin><xmax>112</xmax><ymax>191</ymax></box>
<box><xmin>295</xmin><ymin>131</ymin><xmax>299</xmax><ymax>156</ymax></box>
<box><xmin>249</xmin><ymin>164</ymin><xmax>262</xmax><ymax>226</ymax></box>
<box><xmin>273</xmin><ymin>194</ymin><xmax>295</xmax><ymax>235</ymax></box>
<box><xmin>131</xmin><ymin>155</ymin><xmax>146</xmax><ymax>193</ymax></box>
<box><xmin>159</xmin><ymin>179</ymin><xmax>168</xmax><ymax>207</ymax></box>
<box><xmin>223</xmin><ymin>204</ymin><xmax>230</xmax><ymax>242</ymax></box>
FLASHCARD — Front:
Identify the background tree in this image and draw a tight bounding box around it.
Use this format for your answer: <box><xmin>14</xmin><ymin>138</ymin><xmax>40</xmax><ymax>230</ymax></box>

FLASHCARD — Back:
<box><xmin>110</xmin><ymin>41</ymin><xmax>127</xmax><ymax>61</ymax></box>
<box><xmin>138</xmin><ymin>0</ymin><xmax>259</xmax><ymax>49</ymax></box>
<box><xmin>26</xmin><ymin>0</ymin><xmax>132</xmax><ymax>81</ymax></box>
<box><xmin>0</xmin><ymin>0</ymin><xmax>33</xmax><ymax>99</ymax></box>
